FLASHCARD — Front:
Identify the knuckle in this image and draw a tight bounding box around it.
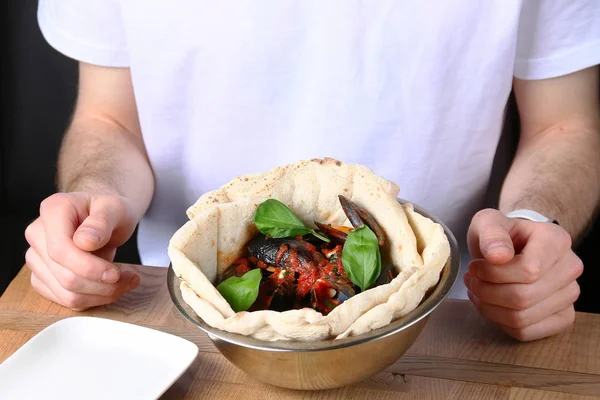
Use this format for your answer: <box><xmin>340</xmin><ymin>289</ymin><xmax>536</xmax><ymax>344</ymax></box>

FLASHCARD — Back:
<box><xmin>95</xmin><ymin>281</ymin><xmax>122</xmax><ymax>298</ymax></box>
<box><xmin>24</xmin><ymin>225</ymin><xmax>32</xmax><ymax>243</ymax></box>
<box><xmin>38</xmin><ymin>198</ymin><xmax>51</xmax><ymax>215</ymax></box>
<box><xmin>568</xmin><ymin>282</ymin><xmax>581</xmax><ymax>303</ymax></box>
<box><xmin>564</xmin><ymin>307</ymin><xmax>576</xmax><ymax>327</ymax></box>
<box><xmin>40</xmin><ymin>193</ymin><xmax>68</xmax><ymax>214</ymax></box>
<box><xmin>507</xmin><ymin>310</ymin><xmax>529</xmax><ymax>329</ymax></box>
<box><xmin>558</xmin><ymin>229</ymin><xmax>573</xmax><ymax>250</ymax></box>
<box><xmin>536</xmin><ymin>223</ymin><xmax>555</xmax><ymax>241</ymax></box>
<box><xmin>46</xmin><ymin>240</ymin><xmax>63</xmax><ymax>262</ymax></box>
<box><xmin>541</xmin><ymin>224</ymin><xmax>572</xmax><ymax>250</ymax></box>
<box><xmin>510</xmin><ymin>287</ymin><xmax>532</xmax><ymax>310</ymax></box>
<box><xmin>61</xmin><ymin>292</ymin><xmax>86</xmax><ymax>310</ymax></box>
<box><xmin>80</xmin><ymin>262</ymin><xmax>104</xmax><ymax>281</ymax></box>
<box><xmin>56</xmin><ymin>270</ymin><xmax>80</xmax><ymax>292</ymax></box>
<box><xmin>30</xmin><ymin>278</ymin><xmax>46</xmax><ymax>298</ymax></box>
<box><xmin>24</xmin><ymin>248</ymin><xmax>35</xmax><ymax>267</ymax></box>
<box><xmin>522</xmin><ymin>259</ymin><xmax>541</xmax><ymax>283</ymax></box>
<box><xmin>509</xmin><ymin>329</ymin><xmax>530</xmax><ymax>342</ymax></box>
<box><xmin>467</xmin><ymin>276</ymin><xmax>481</xmax><ymax>296</ymax></box>
<box><xmin>569</xmin><ymin>257</ymin><xmax>584</xmax><ymax>280</ymax></box>
<box><xmin>30</xmin><ymin>272</ymin><xmax>40</xmax><ymax>289</ymax></box>
<box><xmin>24</xmin><ymin>222</ymin><xmax>35</xmax><ymax>244</ymax></box>
<box><xmin>109</xmin><ymin>290</ymin><xmax>125</xmax><ymax>303</ymax></box>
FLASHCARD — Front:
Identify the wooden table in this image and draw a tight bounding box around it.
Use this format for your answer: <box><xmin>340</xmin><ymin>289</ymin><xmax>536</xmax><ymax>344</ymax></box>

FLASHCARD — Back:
<box><xmin>1</xmin><ymin>264</ymin><xmax>599</xmax><ymax>399</ymax></box>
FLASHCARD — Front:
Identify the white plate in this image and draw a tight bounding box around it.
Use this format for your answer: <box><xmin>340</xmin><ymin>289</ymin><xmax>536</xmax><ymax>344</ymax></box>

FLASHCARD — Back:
<box><xmin>0</xmin><ymin>316</ymin><xmax>198</xmax><ymax>400</ymax></box>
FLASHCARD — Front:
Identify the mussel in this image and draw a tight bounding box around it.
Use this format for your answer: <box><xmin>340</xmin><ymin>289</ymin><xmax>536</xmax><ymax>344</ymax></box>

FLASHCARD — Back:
<box><xmin>227</xmin><ymin>194</ymin><xmax>392</xmax><ymax>315</ymax></box>
<box><xmin>310</xmin><ymin>275</ymin><xmax>355</xmax><ymax>315</ymax></box>
<box><xmin>314</xmin><ymin>222</ymin><xmax>348</xmax><ymax>244</ymax></box>
<box><xmin>338</xmin><ymin>195</ymin><xmax>386</xmax><ymax>246</ymax></box>
<box><xmin>269</xmin><ymin>271</ymin><xmax>297</xmax><ymax>311</ymax></box>
<box><xmin>313</xmin><ymin>196</ymin><xmax>386</xmax><ymax>246</ymax></box>
<box><xmin>372</xmin><ymin>264</ymin><xmax>398</xmax><ymax>288</ymax></box>
<box><xmin>251</xmin><ymin>268</ymin><xmax>296</xmax><ymax>312</ymax></box>
<box><xmin>247</xmin><ymin>235</ymin><xmax>316</xmax><ymax>271</ymax></box>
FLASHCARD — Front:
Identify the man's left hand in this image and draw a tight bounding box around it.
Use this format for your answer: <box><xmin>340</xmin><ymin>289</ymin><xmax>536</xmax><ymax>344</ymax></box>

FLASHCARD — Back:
<box><xmin>465</xmin><ymin>209</ymin><xmax>583</xmax><ymax>341</ymax></box>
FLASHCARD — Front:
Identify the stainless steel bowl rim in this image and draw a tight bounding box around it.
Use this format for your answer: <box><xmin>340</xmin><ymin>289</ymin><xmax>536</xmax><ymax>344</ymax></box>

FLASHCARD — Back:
<box><xmin>168</xmin><ymin>198</ymin><xmax>460</xmax><ymax>352</ymax></box>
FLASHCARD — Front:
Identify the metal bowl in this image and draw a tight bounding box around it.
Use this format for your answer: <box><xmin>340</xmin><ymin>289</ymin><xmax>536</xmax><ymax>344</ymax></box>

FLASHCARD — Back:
<box><xmin>167</xmin><ymin>199</ymin><xmax>460</xmax><ymax>390</ymax></box>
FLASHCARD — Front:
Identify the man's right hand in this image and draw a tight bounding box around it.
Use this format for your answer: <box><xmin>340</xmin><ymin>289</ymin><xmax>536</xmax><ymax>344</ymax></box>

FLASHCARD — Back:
<box><xmin>24</xmin><ymin>192</ymin><xmax>141</xmax><ymax>311</ymax></box>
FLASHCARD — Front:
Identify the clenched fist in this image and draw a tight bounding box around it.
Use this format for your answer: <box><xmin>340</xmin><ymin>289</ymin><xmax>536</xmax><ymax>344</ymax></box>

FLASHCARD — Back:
<box><xmin>24</xmin><ymin>192</ymin><xmax>140</xmax><ymax>311</ymax></box>
<box><xmin>465</xmin><ymin>209</ymin><xmax>583</xmax><ymax>341</ymax></box>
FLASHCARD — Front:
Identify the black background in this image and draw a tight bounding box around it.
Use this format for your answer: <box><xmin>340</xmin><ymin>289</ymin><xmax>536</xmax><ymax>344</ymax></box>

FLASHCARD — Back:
<box><xmin>1</xmin><ymin>1</ymin><xmax>598</xmax><ymax>312</ymax></box>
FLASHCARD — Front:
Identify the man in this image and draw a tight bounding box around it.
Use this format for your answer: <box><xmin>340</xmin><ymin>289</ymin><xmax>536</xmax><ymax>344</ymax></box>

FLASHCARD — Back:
<box><xmin>26</xmin><ymin>0</ymin><xmax>600</xmax><ymax>341</ymax></box>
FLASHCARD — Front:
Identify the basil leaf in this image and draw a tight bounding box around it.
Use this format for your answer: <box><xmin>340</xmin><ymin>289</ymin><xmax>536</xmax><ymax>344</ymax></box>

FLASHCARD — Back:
<box><xmin>342</xmin><ymin>225</ymin><xmax>382</xmax><ymax>292</ymax></box>
<box><xmin>217</xmin><ymin>268</ymin><xmax>262</xmax><ymax>312</ymax></box>
<box><xmin>254</xmin><ymin>199</ymin><xmax>330</xmax><ymax>242</ymax></box>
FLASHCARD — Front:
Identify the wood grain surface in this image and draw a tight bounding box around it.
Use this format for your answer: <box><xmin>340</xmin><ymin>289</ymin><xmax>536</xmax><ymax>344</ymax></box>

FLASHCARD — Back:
<box><xmin>1</xmin><ymin>264</ymin><xmax>599</xmax><ymax>399</ymax></box>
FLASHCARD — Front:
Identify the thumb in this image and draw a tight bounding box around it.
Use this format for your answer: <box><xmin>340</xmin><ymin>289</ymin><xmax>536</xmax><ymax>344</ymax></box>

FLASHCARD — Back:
<box><xmin>468</xmin><ymin>209</ymin><xmax>515</xmax><ymax>265</ymax></box>
<box><xmin>73</xmin><ymin>197</ymin><xmax>127</xmax><ymax>252</ymax></box>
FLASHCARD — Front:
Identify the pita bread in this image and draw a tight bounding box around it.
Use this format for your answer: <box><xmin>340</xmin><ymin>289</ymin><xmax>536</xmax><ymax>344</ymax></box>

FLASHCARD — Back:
<box><xmin>168</xmin><ymin>158</ymin><xmax>450</xmax><ymax>341</ymax></box>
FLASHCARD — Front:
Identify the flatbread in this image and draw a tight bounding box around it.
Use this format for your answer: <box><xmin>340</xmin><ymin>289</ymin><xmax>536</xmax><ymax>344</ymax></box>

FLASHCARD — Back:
<box><xmin>335</xmin><ymin>203</ymin><xmax>450</xmax><ymax>338</ymax></box>
<box><xmin>168</xmin><ymin>158</ymin><xmax>450</xmax><ymax>341</ymax></box>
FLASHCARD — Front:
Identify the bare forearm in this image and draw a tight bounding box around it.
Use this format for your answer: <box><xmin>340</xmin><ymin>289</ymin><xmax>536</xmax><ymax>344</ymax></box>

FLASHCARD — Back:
<box><xmin>57</xmin><ymin>115</ymin><xmax>155</xmax><ymax>221</ymax></box>
<box><xmin>499</xmin><ymin>121</ymin><xmax>600</xmax><ymax>241</ymax></box>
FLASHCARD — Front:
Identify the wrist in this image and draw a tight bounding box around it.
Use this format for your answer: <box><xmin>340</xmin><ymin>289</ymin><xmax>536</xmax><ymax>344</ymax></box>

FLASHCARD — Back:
<box><xmin>59</xmin><ymin>185</ymin><xmax>146</xmax><ymax>224</ymax></box>
<box><xmin>499</xmin><ymin>195</ymin><xmax>562</xmax><ymax>226</ymax></box>
<box><xmin>505</xmin><ymin>209</ymin><xmax>559</xmax><ymax>225</ymax></box>
<box><xmin>60</xmin><ymin>177</ymin><xmax>122</xmax><ymax>198</ymax></box>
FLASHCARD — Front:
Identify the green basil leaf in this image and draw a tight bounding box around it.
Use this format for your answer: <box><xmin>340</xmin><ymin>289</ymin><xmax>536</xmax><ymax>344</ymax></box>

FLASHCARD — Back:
<box><xmin>254</xmin><ymin>199</ymin><xmax>330</xmax><ymax>242</ymax></box>
<box><xmin>217</xmin><ymin>268</ymin><xmax>262</xmax><ymax>312</ymax></box>
<box><xmin>342</xmin><ymin>225</ymin><xmax>382</xmax><ymax>291</ymax></box>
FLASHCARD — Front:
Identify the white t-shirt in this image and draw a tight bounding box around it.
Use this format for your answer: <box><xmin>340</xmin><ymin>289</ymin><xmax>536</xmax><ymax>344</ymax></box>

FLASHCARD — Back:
<box><xmin>38</xmin><ymin>1</ymin><xmax>600</xmax><ymax>300</ymax></box>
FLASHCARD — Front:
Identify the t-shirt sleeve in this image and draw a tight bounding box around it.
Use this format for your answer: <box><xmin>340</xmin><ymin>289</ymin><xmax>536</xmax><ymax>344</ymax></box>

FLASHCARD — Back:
<box><xmin>514</xmin><ymin>0</ymin><xmax>600</xmax><ymax>80</ymax></box>
<box><xmin>37</xmin><ymin>0</ymin><xmax>129</xmax><ymax>67</ymax></box>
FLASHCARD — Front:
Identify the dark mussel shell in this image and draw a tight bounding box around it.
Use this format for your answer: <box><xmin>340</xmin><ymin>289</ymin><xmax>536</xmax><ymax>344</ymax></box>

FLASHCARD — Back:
<box><xmin>311</xmin><ymin>275</ymin><xmax>356</xmax><ymax>314</ymax></box>
<box><xmin>247</xmin><ymin>235</ymin><xmax>315</xmax><ymax>269</ymax></box>
<box><xmin>250</xmin><ymin>269</ymin><xmax>296</xmax><ymax>312</ymax></box>
<box><xmin>250</xmin><ymin>280</ymin><xmax>274</xmax><ymax>311</ymax></box>
<box><xmin>338</xmin><ymin>195</ymin><xmax>386</xmax><ymax>246</ymax></box>
<box><xmin>327</xmin><ymin>275</ymin><xmax>356</xmax><ymax>302</ymax></box>
<box><xmin>301</xmin><ymin>233</ymin><xmax>328</xmax><ymax>246</ymax></box>
<box><xmin>269</xmin><ymin>277</ymin><xmax>296</xmax><ymax>311</ymax></box>
<box><xmin>314</xmin><ymin>221</ymin><xmax>348</xmax><ymax>244</ymax></box>
<box><xmin>372</xmin><ymin>264</ymin><xmax>398</xmax><ymax>288</ymax></box>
